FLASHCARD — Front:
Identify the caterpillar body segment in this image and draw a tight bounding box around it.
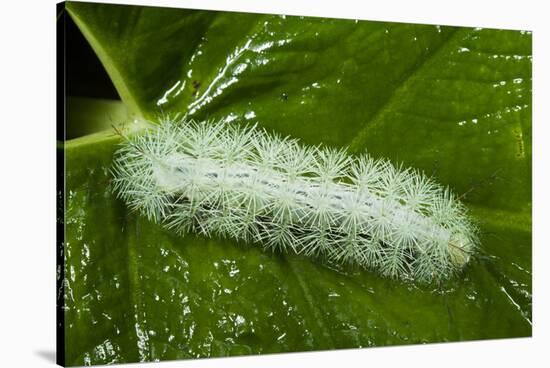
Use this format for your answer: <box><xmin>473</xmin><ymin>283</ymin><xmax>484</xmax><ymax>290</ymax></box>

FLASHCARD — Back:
<box><xmin>112</xmin><ymin>118</ymin><xmax>477</xmax><ymax>282</ymax></box>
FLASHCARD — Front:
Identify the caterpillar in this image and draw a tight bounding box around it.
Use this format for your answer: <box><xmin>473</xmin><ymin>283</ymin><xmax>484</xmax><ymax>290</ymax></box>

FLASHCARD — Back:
<box><xmin>111</xmin><ymin>117</ymin><xmax>477</xmax><ymax>283</ymax></box>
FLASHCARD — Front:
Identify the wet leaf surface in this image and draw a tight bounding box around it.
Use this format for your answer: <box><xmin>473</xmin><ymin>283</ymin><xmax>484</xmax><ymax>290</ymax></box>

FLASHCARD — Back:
<box><xmin>62</xmin><ymin>2</ymin><xmax>531</xmax><ymax>365</ymax></box>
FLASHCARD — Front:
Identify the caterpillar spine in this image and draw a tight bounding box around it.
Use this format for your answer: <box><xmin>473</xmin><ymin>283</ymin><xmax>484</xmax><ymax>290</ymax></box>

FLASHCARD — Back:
<box><xmin>112</xmin><ymin>118</ymin><xmax>477</xmax><ymax>282</ymax></box>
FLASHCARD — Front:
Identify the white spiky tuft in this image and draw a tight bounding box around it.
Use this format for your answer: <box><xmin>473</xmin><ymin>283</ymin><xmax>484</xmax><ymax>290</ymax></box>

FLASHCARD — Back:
<box><xmin>111</xmin><ymin>117</ymin><xmax>478</xmax><ymax>282</ymax></box>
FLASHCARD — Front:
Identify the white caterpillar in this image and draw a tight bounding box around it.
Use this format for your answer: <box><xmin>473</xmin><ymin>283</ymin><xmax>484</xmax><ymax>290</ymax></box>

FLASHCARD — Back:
<box><xmin>112</xmin><ymin>118</ymin><xmax>477</xmax><ymax>282</ymax></box>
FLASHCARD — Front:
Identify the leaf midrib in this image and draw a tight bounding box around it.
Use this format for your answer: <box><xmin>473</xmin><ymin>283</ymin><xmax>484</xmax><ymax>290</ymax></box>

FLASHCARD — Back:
<box><xmin>66</xmin><ymin>3</ymin><xmax>146</xmax><ymax>119</ymax></box>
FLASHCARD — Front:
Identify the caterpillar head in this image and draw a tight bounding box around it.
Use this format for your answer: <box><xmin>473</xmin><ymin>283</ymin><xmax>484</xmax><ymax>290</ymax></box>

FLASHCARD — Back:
<box><xmin>448</xmin><ymin>231</ymin><xmax>475</xmax><ymax>268</ymax></box>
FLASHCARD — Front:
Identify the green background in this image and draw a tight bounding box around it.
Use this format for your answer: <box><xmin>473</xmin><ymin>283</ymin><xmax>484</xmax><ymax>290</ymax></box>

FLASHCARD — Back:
<box><xmin>61</xmin><ymin>1</ymin><xmax>531</xmax><ymax>365</ymax></box>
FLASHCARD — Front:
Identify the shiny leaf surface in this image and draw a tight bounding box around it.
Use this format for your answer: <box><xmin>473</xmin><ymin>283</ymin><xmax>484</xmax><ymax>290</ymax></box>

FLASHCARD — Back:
<box><xmin>62</xmin><ymin>2</ymin><xmax>531</xmax><ymax>365</ymax></box>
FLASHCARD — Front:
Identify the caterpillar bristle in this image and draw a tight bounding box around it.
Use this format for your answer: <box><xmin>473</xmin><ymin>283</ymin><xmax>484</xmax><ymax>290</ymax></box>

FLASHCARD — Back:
<box><xmin>111</xmin><ymin>118</ymin><xmax>478</xmax><ymax>283</ymax></box>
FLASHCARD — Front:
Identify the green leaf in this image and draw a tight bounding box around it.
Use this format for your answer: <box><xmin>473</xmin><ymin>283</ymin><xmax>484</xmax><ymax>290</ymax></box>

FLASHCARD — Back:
<box><xmin>65</xmin><ymin>97</ymin><xmax>132</xmax><ymax>139</ymax></box>
<box><xmin>62</xmin><ymin>2</ymin><xmax>531</xmax><ymax>365</ymax></box>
